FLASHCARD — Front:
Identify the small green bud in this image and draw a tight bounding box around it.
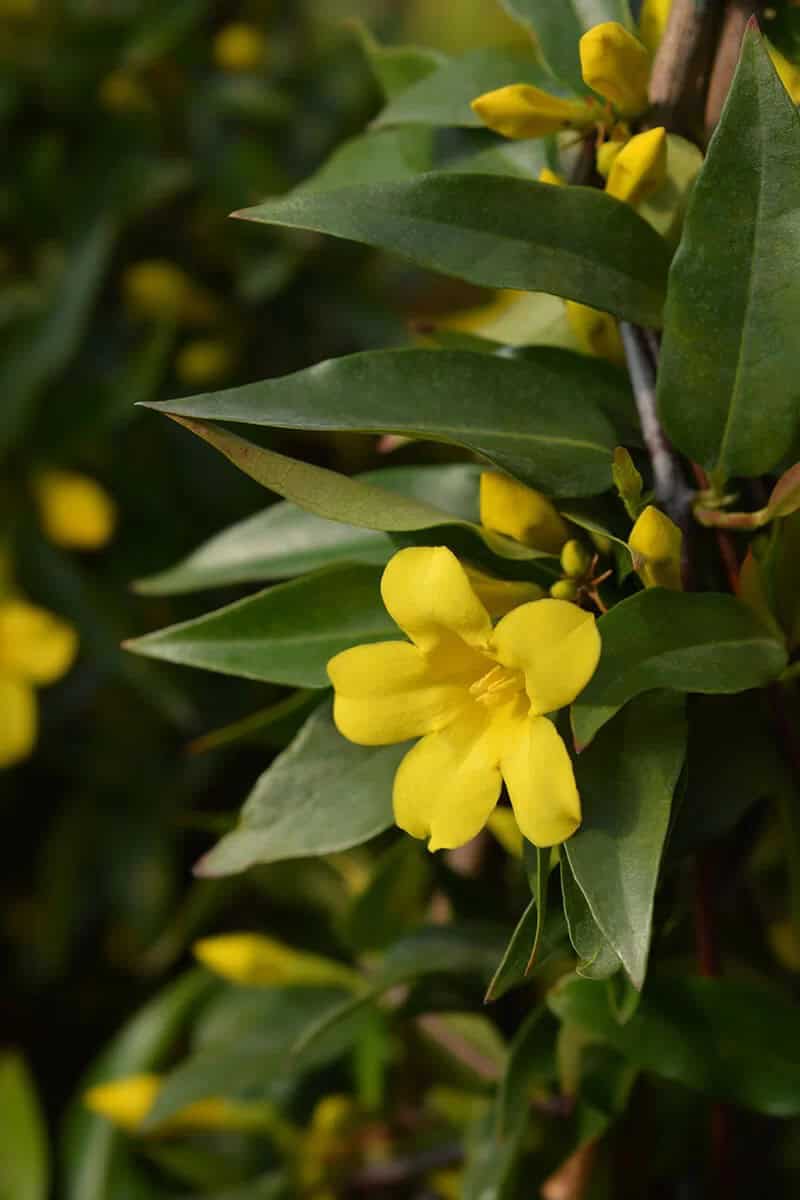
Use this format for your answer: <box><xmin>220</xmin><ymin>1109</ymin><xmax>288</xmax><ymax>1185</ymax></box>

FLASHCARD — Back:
<box><xmin>612</xmin><ymin>446</ymin><xmax>644</xmax><ymax>518</ymax></box>
<box><xmin>560</xmin><ymin>539</ymin><xmax>592</xmax><ymax>579</ymax></box>
<box><xmin>550</xmin><ymin>579</ymin><xmax>579</xmax><ymax>602</ymax></box>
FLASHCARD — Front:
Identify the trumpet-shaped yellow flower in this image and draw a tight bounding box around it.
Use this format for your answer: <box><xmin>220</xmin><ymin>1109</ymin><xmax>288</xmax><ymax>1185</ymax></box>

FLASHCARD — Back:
<box><xmin>579</xmin><ymin>22</ymin><xmax>651</xmax><ymax>116</ymax></box>
<box><xmin>35</xmin><ymin>469</ymin><xmax>116</xmax><ymax>550</ymax></box>
<box><xmin>629</xmin><ymin>505</ymin><xmax>682</xmax><ymax>590</ymax></box>
<box><xmin>565</xmin><ymin>301</ymin><xmax>625</xmax><ymax>365</ymax></box>
<box><xmin>639</xmin><ymin>0</ymin><xmax>672</xmax><ymax>56</ymax></box>
<box><xmin>84</xmin><ymin>1072</ymin><xmax>278</xmax><ymax>1135</ymax></box>
<box><xmin>480</xmin><ymin>472</ymin><xmax>569</xmax><ymax>555</ymax></box>
<box><xmin>471</xmin><ymin>85</ymin><xmax>596</xmax><ymax>139</ymax></box>
<box><xmin>213</xmin><ymin>23</ymin><xmax>268</xmax><ymax>73</ymax></box>
<box><xmin>0</xmin><ymin>600</ymin><xmax>77</xmax><ymax>768</ymax></box>
<box><xmin>193</xmin><ymin>933</ymin><xmax>360</xmax><ymax>990</ymax></box>
<box><xmin>605</xmin><ymin>126</ymin><xmax>667</xmax><ymax>206</ymax></box>
<box><xmin>328</xmin><ymin>547</ymin><xmax>600</xmax><ymax>850</ymax></box>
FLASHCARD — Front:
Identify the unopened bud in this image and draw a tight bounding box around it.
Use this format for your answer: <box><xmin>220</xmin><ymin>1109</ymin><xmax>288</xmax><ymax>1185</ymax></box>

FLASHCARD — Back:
<box><xmin>560</xmin><ymin>540</ymin><xmax>591</xmax><ymax>579</ymax></box>
<box><xmin>538</xmin><ymin>167</ymin><xmax>565</xmax><ymax>186</ymax></box>
<box><xmin>213</xmin><ymin>23</ymin><xmax>268</xmax><ymax>72</ymax></box>
<box><xmin>606</xmin><ymin>126</ymin><xmax>667</xmax><ymax>207</ymax></box>
<box><xmin>550</xmin><ymin>579</ymin><xmax>579</xmax><ymax>602</ymax></box>
<box><xmin>579</xmin><ymin>22</ymin><xmax>651</xmax><ymax>116</ymax></box>
<box><xmin>471</xmin><ymin>85</ymin><xmax>596</xmax><ymax>140</ymax></box>
<box><xmin>612</xmin><ymin>446</ymin><xmax>644</xmax><ymax>517</ymax></box>
<box><xmin>629</xmin><ymin>505</ymin><xmax>682</xmax><ymax>590</ymax></box>
<box><xmin>479</xmin><ymin>472</ymin><xmax>569</xmax><ymax>555</ymax></box>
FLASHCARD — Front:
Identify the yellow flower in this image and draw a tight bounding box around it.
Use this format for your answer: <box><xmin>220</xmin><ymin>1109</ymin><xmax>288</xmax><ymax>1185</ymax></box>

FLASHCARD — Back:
<box><xmin>564</xmin><ymin>301</ymin><xmax>625</xmax><ymax>365</ymax></box>
<box><xmin>479</xmin><ymin>472</ymin><xmax>569</xmax><ymax>555</ymax></box>
<box><xmin>193</xmin><ymin>933</ymin><xmax>360</xmax><ymax>990</ymax></box>
<box><xmin>0</xmin><ymin>600</ymin><xmax>77</xmax><ymax>768</ymax></box>
<box><xmin>175</xmin><ymin>339</ymin><xmax>235</xmax><ymax>386</ymax></box>
<box><xmin>605</xmin><ymin>126</ymin><xmax>667</xmax><ymax>206</ymax></box>
<box><xmin>213</xmin><ymin>23</ymin><xmax>268</xmax><ymax>72</ymax></box>
<box><xmin>486</xmin><ymin>807</ymin><xmax>523</xmax><ymax>857</ymax></box>
<box><xmin>122</xmin><ymin>261</ymin><xmax>216</xmax><ymax>325</ymax></box>
<box><xmin>84</xmin><ymin>1072</ymin><xmax>278</xmax><ymax>1135</ymax></box>
<box><xmin>470</xmin><ymin>85</ymin><xmax>597</xmax><ymax>139</ymax></box>
<box><xmin>98</xmin><ymin>70</ymin><xmax>150</xmax><ymax>114</ymax></box>
<box><xmin>579</xmin><ymin>22</ymin><xmax>651</xmax><ymax>116</ymax></box>
<box><xmin>629</xmin><ymin>505</ymin><xmax>682</xmax><ymax>590</ymax></box>
<box><xmin>639</xmin><ymin>0</ymin><xmax>672</xmax><ymax>56</ymax></box>
<box><xmin>464</xmin><ymin>564</ymin><xmax>543</xmax><ymax>617</ymax></box>
<box><xmin>327</xmin><ymin>547</ymin><xmax>600</xmax><ymax>851</ymax></box>
<box><xmin>35</xmin><ymin>469</ymin><xmax>116</xmax><ymax>550</ymax></box>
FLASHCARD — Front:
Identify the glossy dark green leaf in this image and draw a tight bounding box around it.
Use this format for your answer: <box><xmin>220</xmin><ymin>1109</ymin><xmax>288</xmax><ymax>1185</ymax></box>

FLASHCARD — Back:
<box><xmin>571</xmin><ymin>590</ymin><xmax>788</xmax><ymax>747</ymax></box>
<box><xmin>486</xmin><ymin>859</ymin><xmax>567</xmax><ymax>1002</ymax></box>
<box><xmin>126</xmin><ymin>563</ymin><xmax>394</xmax><ymax>687</ymax></box>
<box><xmin>135</xmin><ymin>464</ymin><xmax>482</xmax><ymax>595</ymax></box>
<box><xmin>374</xmin><ymin>47</ymin><xmax>555</xmax><ymax>128</ymax></box>
<box><xmin>498</xmin><ymin>0</ymin><xmax>633</xmax><ymax>91</ymax></box>
<box><xmin>550</xmin><ymin>973</ymin><xmax>800</xmax><ymax>1115</ymax></box>
<box><xmin>297</xmin><ymin>127</ymin><xmax>434</xmax><ymax>193</ymax></box>
<box><xmin>566</xmin><ymin>693</ymin><xmax>687</xmax><ymax>988</ymax></box>
<box><xmin>233</xmin><ymin>176</ymin><xmax>671</xmax><ymax>326</ymax></box>
<box><xmin>0</xmin><ymin>1054</ymin><xmax>48</xmax><ymax>1200</ymax></box>
<box><xmin>145</xmin><ymin>347</ymin><xmax>634</xmax><ymax>497</ymax></box>
<box><xmin>195</xmin><ymin>703</ymin><xmax>405</xmax><ymax>877</ymax></box>
<box><xmin>560</xmin><ymin>856</ymin><xmax>621</xmax><ymax>980</ymax></box>
<box><xmin>658</xmin><ymin>29</ymin><xmax>800</xmax><ymax>482</ymax></box>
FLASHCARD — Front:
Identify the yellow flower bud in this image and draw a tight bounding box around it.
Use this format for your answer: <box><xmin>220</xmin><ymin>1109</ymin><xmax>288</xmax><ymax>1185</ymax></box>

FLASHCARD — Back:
<box><xmin>639</xmin><ymin>0</ymin><xmax>672</xmax><ymax>55</ymax></box>
<box><xmin>193</xmin><ymin>933</ymin><xmax>360</xmax><ymax>990</ymax></box>
<box><xmin>0</xmin><ymin>677</ymin><xmax>36</xmax><ymax>769</ymax></box>
<box><xmin>0</xmin><ymin>600</ymin><xmax>77</xmax><ymax>685</ymax></box>
<box><xmin>310</xmin><ymin>1094</ymin><xmax>355</xmax><ymax>1136</ymax></box>
<box><xmin>175</xmin><ymin>339</ymin><xmax>235</xmax><ymax>387</ymax></box>
<box><xmin>84</xmin><ymin>1074</ymin><xmax>160</xmax><ymax>1132</ymax></box>
<box><xmin>479</xmin><ymin>472</ymin><xmax>569</xmax><ymax>555</ymax></box>
<box><xmin>471</xmin><ymin>84</ymin><xmax>596</xmax><ymax>140</ymax></box>
<box><xmin>605</xmin><ymin>126</ymin><xmax>667</xmax><ymax>207</ymax></box>
<box><xmin>98</xmin><ymin>70</ymin><xmax>150</xmax><ymax>114</ymax></box>
<box><xmin>538</xmin><ymin>167</ymin><xmax>565</xmax><ymax>186</ymax></box>
<box><xmin>629</xmin><ymin>505</ymin><xmax>682</xmax><ymax>590</ymax></box>
<box><xmin>550</xmin><ymin>579</ymin><xmax>579</xmax><ymax>602</ymax></box>
<box><xmin>463</xmin><ymin>565</ymin><xmax>543</xmax><ymax>619</ymax></box>
<box><xmin>84</xmin><ymin>1073</ymin><xmax>279</xmax><ymax>1134</ymax></box>
<box><xmin>35</xmin><ymin>470</ymin><xmax>116</xmax><ymax>550</ymax></box>
<box><xmin>213</xmin><ymin>23</ymin><xmax>268</xmax><ymax>72</ymax></box>
<box><xmin>769</xmin><ymin>41</ymin><xmax>800</xmax><ymax>104</ymax></box>
<box><xmin>596</xmin><ymin>138</ymin><xmax>624</xmax><ymax>178</ymax></box>
<box><xmin>565</xmin><ymin>301</ymin><xmax>625</xmax><ymax>365</ymax></box>
<box><xmin>579</xmin><ymin>22</ymin><xmax>651</xmax><ymax>116</ymax></box>
<box><xmin>486</xmin><ymin>807</ymin><xmax>523</xmax><ymax>858</ymax></box>
<box><xmin>560</xmin><ymin>539</ymin><xmax>592</xmax><ymax>579</ymax></box>
<box><xmin>123</xmin><ymin>261</ymin><xmax>216</xmax><ymax>325</ymax></box>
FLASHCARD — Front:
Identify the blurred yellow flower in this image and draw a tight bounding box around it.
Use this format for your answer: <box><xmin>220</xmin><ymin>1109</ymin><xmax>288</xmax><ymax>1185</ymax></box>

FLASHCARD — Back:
<box><xmin>98</xmin><ymin>70</ymin><xmax>150</xmax><ymax>114</ymax></box>
<box><xmin>213</xmin><ymin>23</ymin><xmax>268</xmax><ymax>72</ymax></box>
<box><xmin>639</xmin><ymin>0</ymin><xmax>672</xmax><ymax>55</ymax></box>
<box><xmin>605</xmin><ymin>126</ymin><xmax>667</xmax><ymax>206</ymax></box>
<box><xmin>122</xmin><ymin>260</ymin><xmax>216</xmax><ymax>325</ymax></box>
<box><xmin>193</xmin><ymin>932</ymin><xmax>360</xmax><ymax>990</ymax></box>
<box><xmin>0</xmin><ymin>600</ymin><xmax>77</xmax><ymax>768</ymax></box>
<box><xmin>84</xmin><ymin>1072</ymin><xmax>277</xmax><ymax>1135</ymax></box>
<box><xmin>579</xmin><ymin>22</ymin><xmax>651</xmax><ymax>116</ymax></box>
<box><xmin>480</xmin><ymin>471</ymin><xmax>569</xmax><ymax>555</ymax></box>
<box><xmin>629</xmin><ymin>505</ymin><xmax>682</xmax><ymax>590</ymax></box>
<box><xmin>328</xmin><ymin>547</ymin><xmax>600</xmax><ymax>850</ymax></box>
<box><xmin>565</xmin><ymin>301</ymin><xmax>624</xmax><ymax>365</ymax></box>
<box><xmin>175</xmin><ymin>339</ymin><xmax>235</xmax><ymax>386</ymax></box>
<box><xmin>35</xmin><ymin>469</ymin><xmax>116</xmax><ymax>551</ymax></box>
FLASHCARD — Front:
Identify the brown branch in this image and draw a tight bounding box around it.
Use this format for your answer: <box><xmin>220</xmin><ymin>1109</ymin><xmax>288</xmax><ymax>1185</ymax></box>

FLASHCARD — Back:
<box><xmin>649</xmin><ymin>0</ymin><xmax>723</xmax><ymax>130</ymax></box>
<box><xmin>704</xmin><ymin>1</ymin><xmax>752</xmax><ymax>138</ymax></box>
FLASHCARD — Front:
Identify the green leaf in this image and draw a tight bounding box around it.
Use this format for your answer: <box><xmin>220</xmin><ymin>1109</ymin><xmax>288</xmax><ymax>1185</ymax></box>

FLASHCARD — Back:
<box><xmin>195</xmin><ymin>703</ymin><xmax>405</xmax><ymax>877</ymax></box>
<box><xmin>297</xmin><ymin>126</ymin><xmax>434</xmax><ymax>193</ymax></box>
<box><xmin>351</xmin><ymin>21</ymin><xmax>446</xmax><ymax>100</ymax></box>
<box><xmin>445</xmin><ymin>138</ymin><xmax>551</xmax><ymax>181</ymax></box>
<box><xmin>343</xmin><ymin>838</ymin><xmax>433</xmax><ymax>952</ymax></box>
<box><xmin>560</xmin><ymin>856</ymin><xmax>621</xmax><ymax>980</ymax></box>
<box><xmin>498</xmin><ymin>0</ymin><xmax>633</xmax><ymax>91</ymax></box>
<box><xmin>145</xmin><ymin>347</ymin><xmax>634</xmax><ymax>497</ymax></box>
<box><xmin>233</xmin><ymin>176</ymin><xmax>671</xmax><ymax>326</ymax></box>
<box><xmin>571</xmin><ymin>589</ymin><xmax>788</xmax><ymax>748</ymax></box>
<box><xmin>566</xmin><ymin>693</ymin><xmax>687</xmax><ymax>989</ymax></box>
<box><xmin>549</xmin><ymin>973</ymin><xmax>800</xmax><ymax>1116</ymax></box>
<box><xmin>0</xmin><ymin>1054</ymin><xmax>48</xmax><ymax>1200</ymax></box>
<box><xmin>462</xmin><ymin>1097</ymin><xmax>527</xmax><ymax>1200</ymax></box>
<box><xmin>486</xmin><ymin>856</ymin><xmax>567</xmax><ymax>1002</ymax></box>
<box><xmin>495</xmin><ymin>1006</ymin><xmax>558</xmax><ymax>1137</ymax></box>
<box><xmin>374</xmin><ymin>46</ymin><xmax>556</xmax><ymax>128</ymax></box>
<box><xmin>657</xmin><ymin>28</ymin><xmax>800</xmax><ymax>482</ymax></box>
<box><xmin>135</xmin><ymin>464</ymin><xmax>482</xmax><ymax>595</ymax></box>
<box><xmin>61</xmin><ymin>971</ymin><xmax>214</xmax><ymax>1200</ymax></box>
<box><xmin>125</xmin><ymin>563</ymin><xmax>394</xmax><ymax>687</ymax></box>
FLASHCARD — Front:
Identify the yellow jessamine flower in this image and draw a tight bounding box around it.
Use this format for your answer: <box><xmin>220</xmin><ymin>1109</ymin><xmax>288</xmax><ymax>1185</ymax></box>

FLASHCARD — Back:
<box><xmin>579</xmin><ymin>22</ymin><xmax>651</xmax><ymax>116</ymax></box>
<box><xmin>122</xmin><ymin>260</ymin><xmax>216</xmax><ymax>325</ymax></box>
<box><xmin>0</xmin><ymin>600</ymin><xmax>77</xmax><ymax>768</ymax></box>
<box><xmin>471</xmin><ymin>85</ymin><xmax>597</xmax><ymax>139</ymax></box>
<box><xmin>479</xmin><ymin>471</ymin><xmax>569</xmax><ymax>555</ymax></box>
<box><xmin>193</xmin><ymin>933</ymin><xmax>360</xmax><ymax>990</ymax></box>
<box><xmin>327</xmin><ymin>547</ymin><xmax>600</xmax><ymax>851</ymax></box>
<box><xmin>35</xmin><ymin>469</ymin><xmax>116</xmax><ymax>551</ymax></box>
<box><xmin>629</xmin><ymin>505</ymin><xmax>682</xmax><ymax>590</ymax></box>
<box><xmin>84</xmin><ymin>1072</ymin><xmax>277</xmax><ymax>1135</ymax></box>
<box><xmin>605</xmin><ymin>126</ymin><xmax>667</xmax><ymax>206</ymax></box>
<box><xmin>213</xmin><ymin>23</ymin><xmax>268</xmax><ymax>72</ymax></box>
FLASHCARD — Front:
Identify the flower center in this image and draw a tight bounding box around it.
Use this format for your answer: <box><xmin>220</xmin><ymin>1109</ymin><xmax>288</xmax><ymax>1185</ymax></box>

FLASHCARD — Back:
<box><xmin>468</xmin><ymin>663</ymin><xmax>524</xmax><ymax>708</ymax></box>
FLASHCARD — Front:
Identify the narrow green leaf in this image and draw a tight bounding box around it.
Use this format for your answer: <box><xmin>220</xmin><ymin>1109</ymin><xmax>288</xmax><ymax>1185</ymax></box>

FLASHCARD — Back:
<box><xmin>126</xmin><ymin>563</ymin><xmax>394</xmax><ymax>688</ymax></box>
<box><xmin>297</xmin><ymin>126</ymin><xmax>434</xmax><ymax>193</ymax></box>
<box><xmin>351</xmin><ymin>21</ymin><xmax>446</xmax><ymax>100</ymax></box>
<box><xmin>495</xmin><ymin>1007</ymin><xmax>558</xmax><ymax>1137</ymax></box>
<box><xmin>498</xmin><ymin>0</ymin><xmax>633</xmax><ymax>91</ymax></box>
<box><xmin>374</xmin><ymin>46</ymin><xmax>556</xmax><ymax>128</ymax></box>
<box><xmin>144</xmin><ymin>347</ymin><xmax>634</xmax><ymax>497</ymax></box>
<box><xmin>566</xmin><ymin>693</ymin><xmax>687</xmax><ymax>989</ymax></box>
<box><xmin>549</xmin><ymin>973</ymin><xmax>800</xmax><ymax>1115</ymax></box>
<box><xmin>571</xmin><ymin>589</ymin><xmax>788</xmax><ymax>747</ymax></box>
<box><xmin>560</xmin><ymin>856</ymin><xmax>621</xmax><ymax>980</ymax></box>
<box><xmin>135</xmin><ymin>464</ymin><xmax>482</xmax><ymax>595</ymax></box>
<box><xmin>0</xmin><ymin>1054</ymin><xmax>48</xmax><ymax>1200</ymax></box>
<box><xmin>195</xmin><ymin>703</ymin><xmax>405</xmax><ymax>877</ymax></box>
<box><xmin>233</xmin><ymin>175</ymin><xmax>671</xmax><ymax>326</ymax></box>
<box><xmin>343</xmin><ymin>838</ymin><xmax>433</xmax><ymax>953</ymax></box>
<box><xmin>658</xmin><ymin>28</ymin><xmax>800</xmax><ymax>481</ymax></box>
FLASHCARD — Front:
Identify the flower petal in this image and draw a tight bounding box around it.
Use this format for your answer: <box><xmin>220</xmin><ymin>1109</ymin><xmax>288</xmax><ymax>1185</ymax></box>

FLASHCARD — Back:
<box><xmin>471</xmin><ymin>84</ymin><xmax>595</xmax><ymax>140</ymax></box>
<box><xmin>501</xmin><ymin>715</ymin><xmax>581</xmax><ymax>846</ymax></box>
<box><xmin>0</xmin><ymin>601</ymin><xmax>78</xmax><ymax>685</ymax></box>
<box><xmin>492</xmin><ymin>599</ymin><xmax>600</xmax><ymax>715</ymax></box>
<box><xmin>393</xmin><ymin>705</ymin><xmax>517</xmax><ymax>851</ymax></box>
<box><xmin>380</xmin><ymin>546</ymin><xmax>491</xmax><ymax>655</ymax></box>
<box><xmin>0</xmin><ymin>677</ymin><xmax>36</xmax><ymax>768</ymax></box>
<box><xmin>480</xmin><ymin>472</ymin><xmax>568</xmax><ymax>554</ymax></box>
<box><xmin>328</xmin><ymin>640</ymin><xmax>470</xmax><ymax>745</ymax></box>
